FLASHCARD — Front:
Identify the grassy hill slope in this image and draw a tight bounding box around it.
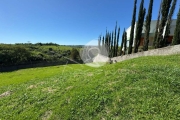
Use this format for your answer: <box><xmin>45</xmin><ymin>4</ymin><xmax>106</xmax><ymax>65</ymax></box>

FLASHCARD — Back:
<box><xmin>0</xmin><ymin>55</ymin><xmax>180</xmax><ymax>119</ymax></box>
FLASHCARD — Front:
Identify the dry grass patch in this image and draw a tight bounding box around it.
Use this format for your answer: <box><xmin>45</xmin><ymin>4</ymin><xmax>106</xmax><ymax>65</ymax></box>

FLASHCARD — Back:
<box><xmin>27</xmin><ymin>85</ymin><xmax>37</xmax><ymax>89</ymax></box>
<box><xmin>42</xmin><ymin>87</ymin><xmax>57</xmax><ymax>93</ymax></box>
<box><xmin>41</xmin><ymin>111</ymin><xmax>53</xmax><ymax>120</ymax></box>
<box><xmin>0</xmin><ymin>91</ymin><xmax>11</xmax><ymax>98</ymax></box>
<box><xmin>65</xmin><ymin>86</ymin><xmax>73</xmax><ymax>91</ymax></box>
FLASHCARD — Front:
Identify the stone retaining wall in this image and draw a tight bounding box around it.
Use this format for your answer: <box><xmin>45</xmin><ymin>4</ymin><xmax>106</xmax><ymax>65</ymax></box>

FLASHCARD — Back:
<box><xmin>111</xmin><ymin>45</ymin><xmax>180</xmax><ymax>62</ymax></box>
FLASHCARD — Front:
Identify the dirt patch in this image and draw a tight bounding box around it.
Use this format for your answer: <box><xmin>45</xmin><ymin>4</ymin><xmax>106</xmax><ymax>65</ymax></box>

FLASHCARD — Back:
<box><xmin>41</xmin><ymin>111</ymin><xmax>52</xmax><ymax>120</ymax></box>
<box><xmin>125</xmin><ymin>86</ymin><xmax>147</xmax><ymax>91</ymax></box>
<box><xmin>0</xmin><ymin>91</ymin><xmax>11</xmax><ymax>98</ymax></box>
<box><xmin>42</xmin><ymin>87</ymin><xmax>56</xmax><ymax>93</ymax></box>
<box><xmin>87</xmin><ymin>73</ymin><xmax>93</xmax><ymax>76</ymax></box>
<box><xmin>65</xmin><ymin>86</ymin><xmax>73</xmax><ymax>91</ymax></box>
<box><xmin>37</xmin><ymin>82</ymin><xmax>45</xmax><ymax>85</ymax></box>
<box><xmin>27</xmin><ymin>85</ymin><xmax>37</xmax><ymax>89</ymax></box>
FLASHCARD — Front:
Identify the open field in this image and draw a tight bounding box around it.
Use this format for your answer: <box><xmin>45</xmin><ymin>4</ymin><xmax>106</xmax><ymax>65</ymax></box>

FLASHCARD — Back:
<box><xmin>0</xmin><ymin>55</ymin><xmax>180</xmax><ymax>119</ymax></box>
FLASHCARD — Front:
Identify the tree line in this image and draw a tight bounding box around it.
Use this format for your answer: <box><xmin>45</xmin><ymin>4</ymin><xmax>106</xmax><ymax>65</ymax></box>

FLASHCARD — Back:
<box><xmin>98</xmin><ymin>0</ymin><xmax>180</xmax><ymax>57</ymax></box>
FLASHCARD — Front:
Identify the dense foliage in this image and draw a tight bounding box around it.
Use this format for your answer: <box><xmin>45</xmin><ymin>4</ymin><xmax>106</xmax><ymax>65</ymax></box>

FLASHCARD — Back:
<box><xmin>0</xmin><ymin>44</ymin><xmax>81</xmax><ymax>66</ymax></box>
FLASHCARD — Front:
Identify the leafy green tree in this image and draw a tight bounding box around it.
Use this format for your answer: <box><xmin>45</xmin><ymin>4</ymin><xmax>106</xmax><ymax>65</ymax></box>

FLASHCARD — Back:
<box><xmin>128</xmin><ymin>0</ymin><xmax>137</xmax><ymax>54</ymax></box>
<box><xmin>172</xmin><ymin>8</ymin><xmax>180</xmax><ymax>45</ymax></box>
<box><xmin>143</xmin><ymin>0</ymin><xmax>154</xmax><ymax>51</ymax></box>
<box><xmin>134</xmin><ymin>0</ymin><xmax>146</xmax><ymax>53</ymax></box>
<box><xmin>158</xmin><ymin>0</ymin><xmax>172</xmax><ymax>48</ymax></box>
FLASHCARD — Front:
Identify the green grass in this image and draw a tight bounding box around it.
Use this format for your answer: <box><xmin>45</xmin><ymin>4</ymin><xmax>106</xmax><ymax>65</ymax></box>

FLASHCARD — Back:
<box><xmin>0</xmin><ymin>55</ymin><xmax>180</xmax><ymax>119</ymax></box>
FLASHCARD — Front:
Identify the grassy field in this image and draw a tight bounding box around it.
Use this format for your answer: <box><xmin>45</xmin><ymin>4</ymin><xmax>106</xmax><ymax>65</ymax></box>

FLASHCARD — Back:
<box><xmin>0</xmin><ymin>55</ymin><xmax>180</xmax><ymax>119</ymax></box>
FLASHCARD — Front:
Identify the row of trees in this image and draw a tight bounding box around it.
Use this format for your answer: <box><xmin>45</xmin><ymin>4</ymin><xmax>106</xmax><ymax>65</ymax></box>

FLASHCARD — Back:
<box><xmin>98</xmin><ymin>0</ymin><xmax>179</xmax><ymax>57</ymax></box>
<box><xmin>98</xmin><ymin>22</ymin><xmax>123</xmax><ymax>57</ymax></box>
<box><xmin>130</xmin><ymin>0</ymin><xmax>178</xmax><ymax>52</ymax></box>
<box><xmin>153</xmin><ymin>0</ymin><xmax>177</xmax><ymax>48</ymax></box>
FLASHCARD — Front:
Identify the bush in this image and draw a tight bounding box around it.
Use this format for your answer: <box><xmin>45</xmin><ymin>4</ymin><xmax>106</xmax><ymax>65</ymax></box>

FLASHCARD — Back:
<box><xmin>70</xmin><ymin>48</ymin><xmax>79</xmax><ymax>60</ymax></box>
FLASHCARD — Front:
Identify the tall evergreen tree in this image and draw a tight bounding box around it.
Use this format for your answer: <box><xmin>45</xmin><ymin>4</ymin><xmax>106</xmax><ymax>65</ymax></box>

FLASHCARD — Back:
<box><xmin>143</xmin><ymin>0</ymin><xmax>154</xmax><ymax>51</ymax></box>
<box><xmin>123</xmin><ymin>31</ymin><xmax>127</xmax><ymax>55</ymax></box>
<box><xmin>102</xmin><ymin>36</ymin><xmax>104</xmax><ymax>47</ymax></box>
<box><xmin>172</xmin><ymin>8</ymin><xmax>180</xmax><ymax>45</ymax></box>
<box><xmin>108</xmin><ymin>32</ymin><xmax>111</xmax><ymax>57</ymax></box>
<box><xmin>158</xmin><ymin>0</ymin><xmax>172</xmax><ymax>48</ymax></box>
<box><xmin>153</xmin><ymin>0</ymin><xmax>162</xmax><ymax>48</ymax></box>
<box><xmin>101</xmin><ymin>36</ymin><xmax>105</xmax><ymax>55</ymax></box>
<box><xmin>134</xmin><ymin>0</ymin><xmax>146</xmax><ymax>53</ymax></box>
<box><xmin>163</xmin><ymin>0</ymin><xmax>177</xmax><ymax>46</ymax></box>
<box><xmin>105</xmin><ymin>32</ymin><xmax>108</xmax><ymax>50</ymax></box>
<box><xmin>128</xmin><ymin>0</ymin><xmax>137</xmax><ymax>54</ymax></box>
<box><xmin>111</xmin><ymin>32</ymin><xmax>114</xmax><ymax>57</ymax></box>
<box><xmin>98</xmin><ymin>35</ymin><xmax>101</xmax><ymax>50</ymax></box>
<box><xmin>120</xmin><ymin>30</ymin><xmax>125</xmax><ymax>55</ymax></box>
<box><xmin>116</xmin><ymin>27</ymin><xmax>120</xmax><ymax>56</ymax></box>
<box><xmin>113</xmin><ymin>23</ymin><xmax>117</xmax><ymax>57</ymax></box>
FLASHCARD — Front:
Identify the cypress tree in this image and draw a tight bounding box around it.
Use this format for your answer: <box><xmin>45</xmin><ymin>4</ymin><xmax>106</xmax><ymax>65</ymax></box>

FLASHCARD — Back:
<box><xmin>108</xmin><ymin>32</ymin><xmax>111</xmax><ymax>57</ymax></box>
<box><xmin>105</xmin><ymin>32</ymin><xmax>108</xmax><ymax>50</ymax></box>
<box><xmin>123</xmin><ymin>31</ymin><xmax>127</xmax><ymax>55</ymax></box>
<box><xmin>111</xmin><ymin>32</ymin><xmax>114</xmax><ymax>57</ymax></box>
<box><xmin>98</xmin><ymin>35</ymin><xmax>101</xmax><ymax>50</ymax></box>
<box><xmin>101</xmin><ymin>36</ymin><xmax>105</xmax><ymax>55</ymax></box>
<box><xmin>128</xmin><ymin>0</ymin><xmax>137</xmax><ymax>54</ymax></box>
<box><xmin>113</xmin><ymin>23</ymin><xmax>117</xmax><ymax>57</ymax></box>
<box><xmin>163</xmin><ymin>0</ymin><xmax>177</xmax><ymax>46</ymax></box>
<box><xmin>158</xmin><ymin>0</ymin><xmax>172</xmax><ymax>48</ymax></box>
<box><xmin>102</xmin><ymin>36</ymin><xmax>104</xmax><ymax>47</ymax></box>
<box><xmin>172</xmin><ymin>8</ymin><xmax>180</xmax><ymax>45</ymax></box>
<box><xmin>143</xmin><ymin>0</ymin><xmax>154</xmax><ymax>51</ymax></box>
<box><xmin>153</xmin><ymin>0</ymin><xmax>162</xmax><ymax>48</ymax></box>
<box><xmin>120</xmin><ymin>30</ymin><xmax>125</xmax><ymax>55</ymax></box>
<box><xmin>116</xmin><ymin>27</ymin><xmax>120</xmax><ymax>56</ymax></box>
<box><xmin>134</xmin><ymin>0</ymin><xmax>146</xmax><ymax>53</ymax></box>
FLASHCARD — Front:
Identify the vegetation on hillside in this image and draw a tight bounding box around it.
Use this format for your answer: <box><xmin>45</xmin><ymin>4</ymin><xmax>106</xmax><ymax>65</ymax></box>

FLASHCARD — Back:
<box><xmin>0</xmin><ymin>55</ymin><xmax>180</xmax><ymax>119</ymax></box>
<box><xmin>0</xmin><ymin>43</ymin><xmax>81</xmax><ymax>67</ymax></box>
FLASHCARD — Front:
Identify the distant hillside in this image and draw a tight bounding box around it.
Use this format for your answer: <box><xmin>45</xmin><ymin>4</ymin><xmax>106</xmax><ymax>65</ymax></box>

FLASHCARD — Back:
<box><xmin>0</xmin><ymin>43</ymin><xmax>82</xmax><ymax>67</ymax></box>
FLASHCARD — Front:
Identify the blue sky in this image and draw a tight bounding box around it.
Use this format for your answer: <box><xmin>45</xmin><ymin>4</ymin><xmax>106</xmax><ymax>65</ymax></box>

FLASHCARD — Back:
<box><xmin>0</xmin><ymin>0</ymin><xmax>179</xmax><ymax>45</ymax></box>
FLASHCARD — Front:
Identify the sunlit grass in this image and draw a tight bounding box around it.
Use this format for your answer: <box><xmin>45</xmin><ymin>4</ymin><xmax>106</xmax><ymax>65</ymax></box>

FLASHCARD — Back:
<box><xmin>0</xmin><ymin>55</ymin><xmax>180</xmax><ymax>119</ymax></box>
